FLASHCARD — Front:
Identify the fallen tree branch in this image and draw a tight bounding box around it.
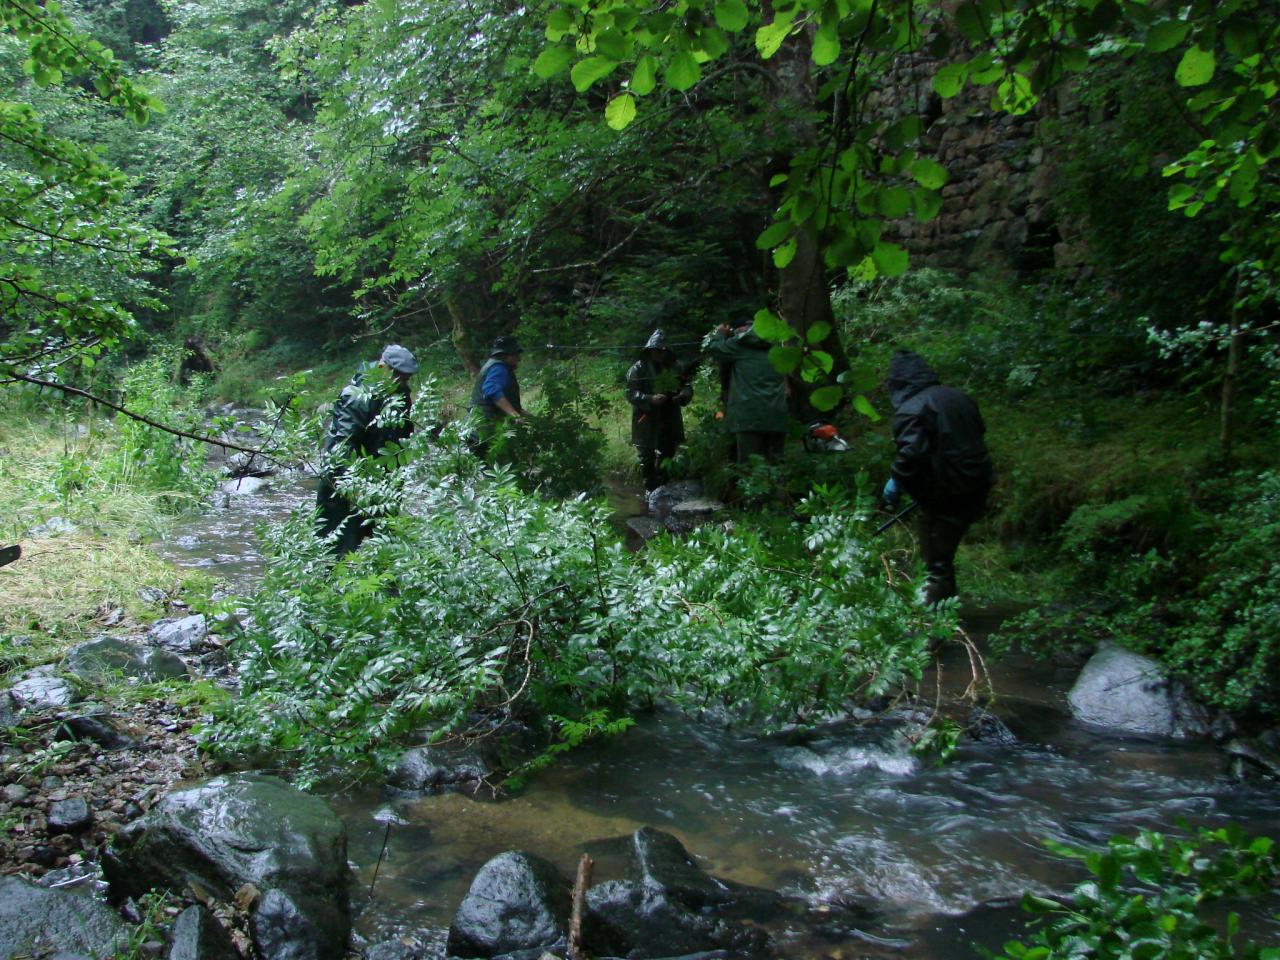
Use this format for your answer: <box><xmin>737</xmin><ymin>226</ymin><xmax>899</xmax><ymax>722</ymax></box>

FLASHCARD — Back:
<box><xmin>568</xmin><ymin>853</ymin><xmax>594</xmax><ymax>960</ymax></box>
<box><xmin>5</xmin><ymin>372</ymin><xmax>281</xmax><ymax>462</ymax></box>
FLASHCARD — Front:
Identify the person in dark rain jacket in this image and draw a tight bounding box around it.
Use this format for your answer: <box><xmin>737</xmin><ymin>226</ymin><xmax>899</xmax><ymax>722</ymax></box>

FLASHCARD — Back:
<box><xmin>882</xmin><ymin>350</ymin><xmax>994</xmax><ymax>605</ymax></box>
<box><xmin>316</xmin><ymin>344</ymin><xmax>417</xmax><ymax>555</ymax></box>
<box><xmin>626</xmin><ymin>329</ymin><xmax>692</xmax><ymax>491</ymax></box>
<box><xmin>704</xmin><ymin>320</ymin><xmax>788</xmax><ymax>465</ymax></box>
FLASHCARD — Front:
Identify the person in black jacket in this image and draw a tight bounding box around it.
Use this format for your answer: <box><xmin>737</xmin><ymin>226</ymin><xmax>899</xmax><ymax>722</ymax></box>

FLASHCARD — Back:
<box><xmin>625</xmin><ymin>329</ymin><xmax>692</xmax><ymax>491</ymax></box>
<box><xmin>882</xmin><ymin>350</ymin><xmax>994</xmax><ymax>605</ymax></box>
<box><xmin>316</xmin><ymin>344</ymin><xmax>417</xmax><ymax>554</ymax></box>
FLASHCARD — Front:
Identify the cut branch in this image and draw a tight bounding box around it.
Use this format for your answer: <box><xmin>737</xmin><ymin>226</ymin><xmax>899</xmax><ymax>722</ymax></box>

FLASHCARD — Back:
<box><xmin>5</xmin><ymin>372</ymin><xmax>281</xmax><ymax>461</ymax></box>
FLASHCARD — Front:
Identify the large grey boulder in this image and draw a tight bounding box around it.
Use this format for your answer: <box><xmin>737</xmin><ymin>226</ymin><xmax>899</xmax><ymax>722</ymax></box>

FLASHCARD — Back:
<box><xmin>446</xmin><ymin>851</ymin><xmax>571</xmax><ymax>958</ymax></box>
<box><xmin>0</xmin><ymin>875</ymin><xmax>128</xmax><ymax>959</ymax></box>
<box><xmin>148</xmin><ymin>615</ymin><xmax>209</xmax><ymax>654</ymax></box>
<box><xmin>105</xmin><ymin>774</ymin><xmax>351</xmax><ymax>960</ymax></box>
<box><xmin>65</xmin><ymin>636</ymin><xmax>189</xmax><ymax>684</ymax></box>
<box><xmin>1067</xmin><ymin>643</ymin><xmax>1211</xmax><ymax>739</ymax></box>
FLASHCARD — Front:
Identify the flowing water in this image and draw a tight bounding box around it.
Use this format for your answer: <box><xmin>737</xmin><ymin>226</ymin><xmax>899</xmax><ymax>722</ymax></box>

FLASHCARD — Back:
<box><xmin>154</xmin><ymin>479</ymin><xmax>1280</xmax><ymax>958</ymax></box>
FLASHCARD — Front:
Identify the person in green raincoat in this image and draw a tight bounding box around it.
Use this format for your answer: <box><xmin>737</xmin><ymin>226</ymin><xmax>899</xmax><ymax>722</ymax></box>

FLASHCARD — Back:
<box><xmin>625</xmin><ymin>329</ymin><xmax>693</xmax><ymax>492</ymax></box>
<box><xmin>315</xmin><ymin>344</ymin><xmax>417</xmax><ymax>554</ymax></box>
<box><xmin>704</xmin><ymin>319</ymin><xmax>788</xmax><ymax>465</ymax></box>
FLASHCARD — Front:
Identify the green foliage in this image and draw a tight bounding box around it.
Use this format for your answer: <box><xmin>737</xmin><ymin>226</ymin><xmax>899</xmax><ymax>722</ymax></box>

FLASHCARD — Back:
<box><xmin>1000</xmin><ymin>468</ymin><xmax>1280</xmax><ymax>718</ymax></box>
<box><xmin>997</xmin><ymin>825</ymin><xmax>1280</xmax><ymax>960</ymax></box>
<box><xmin>489</xmin><ymin>363</ymin><xmax>609</xmax><ymax>498</ymax></box>
<box><xmin>202</xmin><ymin>399</ymin><xmax>937</xmax><ymax>785</ymax></box>
<box><xmin>0</xmin><ymin>0</ymin><xmax>171</xmax><ymax>380</ymax></box>
<box><xmin>112</xmin><ymin>350</ymin><xmax>213</xmax><ymax>498</ymax></box>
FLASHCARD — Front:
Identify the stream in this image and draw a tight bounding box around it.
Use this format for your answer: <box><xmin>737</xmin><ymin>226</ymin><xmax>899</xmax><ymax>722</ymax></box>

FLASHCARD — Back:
<box><xmin>151</xmin><ymin>475</ymin><xmax>1280</xmax><ymax>958</ymax></box>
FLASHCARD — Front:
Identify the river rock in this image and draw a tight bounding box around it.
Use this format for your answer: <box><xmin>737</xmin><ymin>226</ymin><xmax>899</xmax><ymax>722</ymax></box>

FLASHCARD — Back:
<box><xmin>388</xmin><ymin>744</ymin><xmax>495</xmax><ymax>794</ymax></box>
<box><xmin>105</xmin><ymin>774</ymin><xmax>351</xmax><ymax>960</ymax></box>
<box><xmin>1067</xmin><ymin>643</ymin><xmax>1211</xmax><ymax>739</ymax></box>
<box><xmin>1226</xmin><ymin>737</ymin><xmax>1280</xmax><ymax>781</ymax></box>
<box><xmin>168</xmin><ymin>906</ymin><xmax>240</xmax><ymax>960</ymax></box>
<box><xmin>48</xmin><ymin>797</ymin><xmax>93</xmax><ymax>833</ymax></box>
<box><xmin>148</xmin><ymin>615</ymin><xmax>209</xmax><ymax>654</ymax></box>
<box><xmin>446</xmin><ymin>851</ymin><xmax>571</xmax><ymax>958</ymax></box>
<box><xmin>65</xmin><ymin>636</ymin><xmax>190</xmax><ymax>684</ymax></box>
<box><xmin>0</xmin><ymin>874</ymin><xmax>129</xmax><ymax>958</ymax></box>
<box><xmin>220</xmin><ymin>476</ymin><xmax>270</xmax><ymax>497</ymax></box>
<box><xmin>0</xmin><ymin>691</ymin><xmax>16</xmax><ymax>728</ymax></box>
<box><xmin>8</xmin><ymin>670</ymin><xmax>79</xmax><ymax>710</ymax></box>
<box><xmin>583</xmin><ymin>827</ymin><xmax>770</xmax><ymax>958</ymax></box>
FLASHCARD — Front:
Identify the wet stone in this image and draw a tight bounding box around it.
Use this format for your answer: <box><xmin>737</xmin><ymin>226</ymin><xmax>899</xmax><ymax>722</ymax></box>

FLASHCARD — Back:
<box><xmin>9</xmin><ymin>673</ymin><xmax>79</xmax><ymax>710</ymax></box>
<box><xmin>148</xmin><ymin>615</ymin><xmax>209</xmax><ymax>654</ymax></box>
<box><xmin>65</xmin><ymin>637</ymin><xmax>190</xmax><ymax>685</ymax></box>
<box><xmin>1068</xmin><ymin>642</ymin><xmax>1211</xmax><ymax>739</ymax></box>
<box><xmin>0</xmin><ymin>875</ymin><xmax>128</xmax><ymax>958</ymax></box>
<box><xmin>447</xmin><ymin>851</ymin><xmax>571</xmax><ymax>959</ymax></box>
<box><xmin>59</xmin><ymin>713</ymin><xmax>136</xmax><ymax>751</ymax></box>
<box><xmin>387</xmin><ymin>744</ymin><xmax>495</xmax><ymax>794</ymax></box>
<box><xmin>168</xmin><ymin>904</ymin><xmax>240</xmax><ymax>960</ymax></box>
<box><xmin>48</xmin><ymin>797</ymin><xmax>93</xmax><ymax>834</ymax></box>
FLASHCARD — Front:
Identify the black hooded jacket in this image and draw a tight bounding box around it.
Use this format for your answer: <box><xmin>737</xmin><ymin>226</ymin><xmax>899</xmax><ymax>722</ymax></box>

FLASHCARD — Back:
<box><xmin>887</xmin><ymin>351</ymin><xmax>993</xmax><ymax>512</ymax></box>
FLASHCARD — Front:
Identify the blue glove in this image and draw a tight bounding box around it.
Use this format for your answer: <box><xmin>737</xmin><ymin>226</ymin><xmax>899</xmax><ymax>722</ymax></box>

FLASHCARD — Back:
<box><xmin>882</xmin><ymin>476</ymin><xmax>901</xmax><ymax>509</ymax></box>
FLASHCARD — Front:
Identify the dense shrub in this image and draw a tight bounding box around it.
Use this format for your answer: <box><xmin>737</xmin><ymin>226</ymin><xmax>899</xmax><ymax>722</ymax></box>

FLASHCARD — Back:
<box><xmin>202</xmin><ymin>402</ymin><xmax>943</xmax><ymax>785</ymax></box>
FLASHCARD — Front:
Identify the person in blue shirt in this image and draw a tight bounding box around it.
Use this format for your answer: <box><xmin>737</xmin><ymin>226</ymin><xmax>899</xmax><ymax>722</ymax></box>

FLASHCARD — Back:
<box><xmin>469</xmin><ymin>335</ymin><xmax>525</xmax><ymax>454</ymax></box>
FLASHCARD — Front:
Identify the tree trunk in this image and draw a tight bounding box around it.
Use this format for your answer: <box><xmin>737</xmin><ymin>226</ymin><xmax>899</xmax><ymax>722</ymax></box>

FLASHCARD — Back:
<box><xmin>764</xmin><ymin>12</ymin><xmax>851</xmax><ymax>421</ymax></box>
<box><xmin>1219</xmin><ymin>299</ymin><xmax>1242</xmax><ymax>461</ymax></box>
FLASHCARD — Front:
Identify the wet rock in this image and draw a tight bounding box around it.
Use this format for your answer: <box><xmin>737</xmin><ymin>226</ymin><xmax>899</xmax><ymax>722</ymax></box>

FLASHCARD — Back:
<box><xmin>58</xmin><ymin>713</ymin><xmax>136</xmax><ymax>751</ymax></box>
<box><xmin>1227</xmin><ymin>738</ymin><xmax>1280</xmax><ymax>781</ymax></box>
<box><xmin>446</xmin><ymin>851</ymin><xmax>571</xmax><ymax>958</ymax></box>
<box><xmin>584</xmin><ymin>828</ymin><xmax>770</xmax><ymax>958</ymax></box>
<box><xmin>105</xmin><ymin>774</ymin><xmax>351</xmax><ymax>960</ymax></box>
<box><xmin>8</xmin><ymin>671</ymin><xmax>80</xmax><ymax>710</ymax></box>
<box><xmin>388</xmin><ymin>744</ymin><xmax>495</xmax><ymax>794</ymax></box>
<box><xmin>0</xmin><ymin>874</ymin><xmax>129</xmax><ymax>958</ymax></box>
<box><xmin>1068</xmin><ymin>643</ymin><xmax>1211</xmax><ymax>739</ymax></box>
<box><xmin>0</xmin><ymin>691</ymin><xmax>16</xmax><ymax>728</ymax></box>
<box><xmin>629</xmin><ymin>826</ymin><xmax>733</xmax><ymax>909</ymax></box>
<box><xmin>965</xmin><ymin>711</ymin><xmax>1017</xmax><ymax>745</ymax></box>
<box><xmin>220</xmin><ymin>476</ymin><xmax>270</xmax><ymax>497</ymax></box>
<box><xmin>168</xmin><ymin>905</ymin><xmax>239</xmax><ymax>960</ymax></box>
<box><xmin>148</xmin><ymin>615</ymin><xmax>209</xmax><ymax>654</ymax></box>
<box><xmin>138</xmin><ymin>587</ymin><xmax>169</xmax><ymax>605</ymax></box>
<box><xmin>366</xmin><ymin>937</ymin><xmax>430</xmax><ymax>960</ymax></box>
<box><xmin>65</xmin><ymin>637</ymin><xmax>190</xmax><ymax>684</ymax></box>
<box><xmin>670</xmin><ymin>497</ymin><xmax>725</xmax><ymax>517</ymax></box>
<box><xmin>48</xmin><ymin>797</ymin><xmax>93</xmax><ymax>833</ymax></box>
<box><xmin>625</xmin><ymin>517</ymin><xmax>663</xmax><ymax>548</ymax></box>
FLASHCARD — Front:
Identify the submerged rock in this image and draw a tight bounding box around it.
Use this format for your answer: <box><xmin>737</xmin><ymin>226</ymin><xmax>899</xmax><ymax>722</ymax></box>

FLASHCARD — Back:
<box><xmin>65</xmin><ymin>636</ymin><xmax>190</xmax><ymax>684</ymax></box>
<box><xmin>1067</xmin><ymin>643</ymin><xmax>1211</xmax><ymax>739</ymax></box>
<box><xmin>105</xmin><ymin>774</ymin><xmax>351</xmax><ymax>960</ymax></box>
<box><xmin>0</xmin><ymin>874</ymin><xmax>129</xmax><ymax>958</ymax></box>
<box><xmin>447</xmin><ymin>851</ymin><xmax>571</xmax><ymax>958</ymax></box>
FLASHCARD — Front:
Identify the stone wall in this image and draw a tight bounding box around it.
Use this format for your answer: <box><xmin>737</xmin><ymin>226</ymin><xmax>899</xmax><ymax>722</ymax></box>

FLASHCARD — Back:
<box><xmin>878</xmin><ymin>59</ymin><xmax>1089</xmax><ymax>278</ymax></box>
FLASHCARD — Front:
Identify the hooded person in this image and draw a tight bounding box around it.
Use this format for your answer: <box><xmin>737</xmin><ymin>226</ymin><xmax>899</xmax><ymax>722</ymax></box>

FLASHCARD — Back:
<box><xmin>316</xmin><ymin>343</ymin><xmax>418</xmax><ymax>554</ymax></box>
<box><xmin>625</xmin><ymin>328</ymin><xmax>693</xmax><ymax>492</ymax></box>
<box><xmin>882</xmin><ymin>349</ymin><xmax>994</xmax><ymax>605</ymax></box>
<box><xmin>705</xmin><ymin>319</ymin><xmax>788</xmax><ymax>466</ymax></box>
